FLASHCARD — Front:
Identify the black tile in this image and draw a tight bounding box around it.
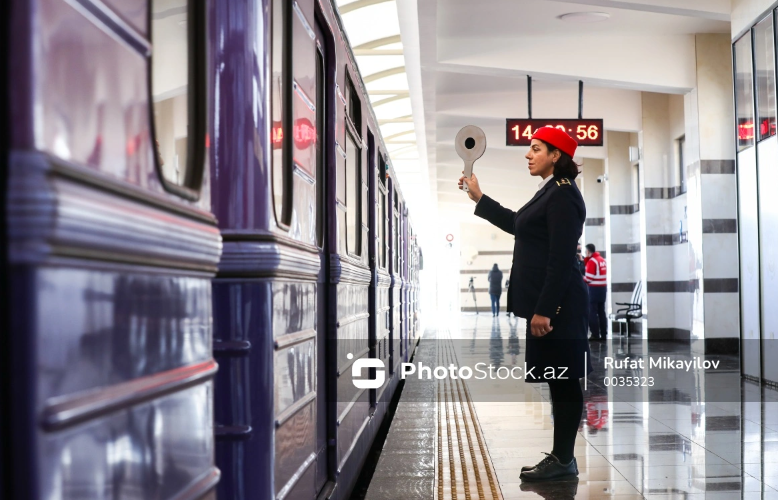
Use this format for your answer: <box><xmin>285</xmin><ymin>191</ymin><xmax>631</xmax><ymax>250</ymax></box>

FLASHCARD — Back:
<box><xmin>701</xmin><ymin>159</ymin><xmax>736</xmax><ymax>174</ymax></box>
<box><xmin>704</xmin><ymin>337</ymin><xmax>739</xmax><ymax>355</ymax></box>
<box><xmin>645</xmin><ymin>186</ymin><xmax>685</xmax><ymax>199</ymax></box>
<box><xmin>647</xmin><ymin>280</ymin><xmax>698</xmax><ymax>293</ymax></box>
<box><xmin>648</xmin><ymin>328</ymin><xmax>691</xmax><ymax>340</ymax></box>
<box><xmin>704</xmin><ymin>278</ymin><xmax>739</xmax><ymax>293</ymax></box>
<box><xmin>646</xmin><ymin>233</ymin><xmax>685</xmax><ymax>246</ymax></box>
<box><xmin>611</xmin><ymin>204</ymin><xmax>640</xmax><ymax>214</ymax></box>
<box><xmin>585</xmin><ymin>217</ymin><xmax>606</xmax><ymax>226</ymax></box>
<box><xmin>702</xmin><ymin>219</ymin><xmax>737</xmax><ymax>233</ymax></box>
<box><xmin>612</xmin><ymin>282</ymin><xmax>637</xmax><ymax>293</ymax></box>
<box><xmin>611</xmin><ymin>242</ymin><xmax>641</xmax><ymax>253</ymax></box>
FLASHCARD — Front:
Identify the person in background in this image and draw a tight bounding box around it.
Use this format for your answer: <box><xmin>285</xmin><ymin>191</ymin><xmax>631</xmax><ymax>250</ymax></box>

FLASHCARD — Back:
<box><xmin>487</xmin><ymin>263</ymin><xmax>504</xmax><ymax>317</ymax></box>
<box><xmin>576</xmin><ymin>244</ymin><xmax>586</xmax><ymax>276</ymax></box>
<box><xmin>584</xmin><ymin>244</ymin><xmax>608</xmax><ymax>341</ymax></box>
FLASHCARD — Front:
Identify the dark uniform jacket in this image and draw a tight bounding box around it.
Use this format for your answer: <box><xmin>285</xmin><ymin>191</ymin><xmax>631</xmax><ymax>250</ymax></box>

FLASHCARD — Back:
<box><xmin>474</xmin><ymin>175</ymin><xmax>592</xmax><ymax>381</ymax></box>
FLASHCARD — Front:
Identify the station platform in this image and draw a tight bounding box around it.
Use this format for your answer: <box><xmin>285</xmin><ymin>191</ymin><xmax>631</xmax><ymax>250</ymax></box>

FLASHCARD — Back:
<box><xmin>364</xmin><ymin>315</ymin><xmax>778</xmax><ymax>500</ymax></box>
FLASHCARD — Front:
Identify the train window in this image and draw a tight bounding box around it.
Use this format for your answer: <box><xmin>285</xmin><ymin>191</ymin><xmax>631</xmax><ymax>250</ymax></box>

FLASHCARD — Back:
<box><xmin>754</xmin><ymin>15</ymin><xmax>776</xmax><ymax>141</ymax></box>
<box><xmin>378</xmin><ymin>189</ymin><xmax>386</xmax><ymax>268</ymax></box>
<box><xmin>316</xmin><ymin>48</ymin><xmax>325</xmax><ymax>247</ymax></box>
<box><xmin>393</xmin><ymin>191</ymin><xmax>399</xmax><ymax>272</ymax></box>
<box><xmin>150</xmin><ymin>0</ymin><xmax>206</xmax><ymax>198</ymax></box>
<box><xmin>346</xmin><ymin>132</ymin><xmax>361</xmax><ymax>255</ymax></box>
<box><xmin>735</xmin><ymin>33</ymin><xmax>756</xmax><ymax>151</ymax></box>
<box><xmin>345</xmin><ymin>76</ymin><xmax>362</xmax><ymax>136</ymax></box>
<box><xmin>378</xmin><ymin>155</ymin><xmax>387</xmax><ymax>268</ymax></box>
<box><xmin>270</xmin><ymin>0</ymin><xmax>292</xmax><ymax>227</ymax></box>
<box><xmin>378</xmin><ymin>155</ymin><xmax>386</xmax><ymax>186</ymax></box>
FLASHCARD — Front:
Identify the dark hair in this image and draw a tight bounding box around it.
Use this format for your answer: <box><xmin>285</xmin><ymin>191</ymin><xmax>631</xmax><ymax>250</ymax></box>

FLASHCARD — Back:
<box><xmin>537</xmin><ymin>140</ymin><xmax>581</xmax><ymax>179</ymax></box>
<box><xmin>586</xmin><ymin>243</ymin><xmax>596</xmax><ymax>253</ymax></box>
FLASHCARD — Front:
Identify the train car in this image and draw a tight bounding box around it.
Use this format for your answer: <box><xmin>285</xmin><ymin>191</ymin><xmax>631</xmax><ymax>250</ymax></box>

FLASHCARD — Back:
<box><xmin>2</xmin><ymin>0</ymin><xmax>421</xmax><ymax>499</ymax></box>
<box><xmin>4</xmin><ymin>0</ymin><xmax>221</xmax><ymax>498</ymax></box>
<box><xmin>208</xmin><ymin>0</ymin><xmax>420</xmax><ymax>499</ymax></box>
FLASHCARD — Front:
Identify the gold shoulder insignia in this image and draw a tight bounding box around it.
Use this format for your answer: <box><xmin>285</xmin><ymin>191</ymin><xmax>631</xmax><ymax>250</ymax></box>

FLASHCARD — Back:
<box><xmin>555</xmin><ymin>178</ymin><xmax>572</xmax><ymax>187</ymax></box>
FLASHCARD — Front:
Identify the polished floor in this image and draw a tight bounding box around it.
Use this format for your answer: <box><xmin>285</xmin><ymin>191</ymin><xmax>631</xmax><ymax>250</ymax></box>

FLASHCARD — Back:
<box><xmin>365</xmin><ymin>314</ymin><xmax>778</xmax><ymax>500</ymax></box>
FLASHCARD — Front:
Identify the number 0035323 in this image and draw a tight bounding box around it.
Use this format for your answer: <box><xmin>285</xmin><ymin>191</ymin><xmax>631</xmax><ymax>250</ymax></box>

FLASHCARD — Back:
<box><xmin>505</xmin><ymin>118</ymin><xmax>604</xmax><ymax>147</ymax></box>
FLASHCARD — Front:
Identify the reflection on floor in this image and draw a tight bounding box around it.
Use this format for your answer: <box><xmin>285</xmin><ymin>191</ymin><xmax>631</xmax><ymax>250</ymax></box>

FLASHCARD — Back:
<box><xmin>454</xmin><ymin>313</ymin><xmax>778</xmax><ymax>499</ymax></box>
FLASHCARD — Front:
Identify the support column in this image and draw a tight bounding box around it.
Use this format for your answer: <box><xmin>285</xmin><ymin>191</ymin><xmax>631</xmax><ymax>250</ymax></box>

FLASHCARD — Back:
<box><xmin>606</xmin><ymin>131</ymin><xmax>643</xmax><ymax>333</ymax></box>
<box><xmin>688</xmin><ymin>34</ymin><xmax>739</xmax><ymax>353</ymax></box>
<box><xmin>640</xmin><ymin>92</ymin><xmax>689</xmax><ymax>340</ymax></box>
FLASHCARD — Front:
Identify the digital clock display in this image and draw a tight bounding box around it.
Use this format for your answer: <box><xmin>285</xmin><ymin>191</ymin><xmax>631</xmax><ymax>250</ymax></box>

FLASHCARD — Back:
<box><xmin>506</xmin><ymin>119</ymin><xmax>604</xmax><ymax>147</ymax></box>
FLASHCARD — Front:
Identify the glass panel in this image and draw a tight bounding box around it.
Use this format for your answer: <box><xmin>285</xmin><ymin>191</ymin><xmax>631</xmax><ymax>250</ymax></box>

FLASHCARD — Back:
<box><xmin>379</xmin><ymin>191</ymin><xmax>386</xmax><ymax>268</ymax></box>
<box><xmin>151</xmin><ymin>0</ymin><xmax>190</xmax><ymax>185</ymax></box>
<box><xmin>316</xmin><ymin>49</ymin><xmax>324</xmax><ymax>247</ymax></box>
<box><xmin>346</xmin><ymin>133</ymin><xmax>360</xmax><ymax>255</ymax></box>
<box><xmin>271</xmin><ymin>0</ymin><xmax>288</xmax><ymax>225</ymax></box>
<box><xmin>755</xmin><ymin>15</ymin><xmax>777</xmax><ymax>141</ymax></box>
<box><xmin>735</xmin><ymin>33</ymin><xmax>756</xmax><ymax>151</ymax></box>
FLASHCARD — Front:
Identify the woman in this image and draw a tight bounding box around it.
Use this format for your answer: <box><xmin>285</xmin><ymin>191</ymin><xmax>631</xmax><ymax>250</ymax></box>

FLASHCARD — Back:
<box><xmin>458</xmin><ymin>126</ymin><xmax>592</xmax><ymax>481</ymax></box>
<box><xmin>487</xmin><ymin>263</ymin><xmax>503</xmax><ymax>317</ymax></box>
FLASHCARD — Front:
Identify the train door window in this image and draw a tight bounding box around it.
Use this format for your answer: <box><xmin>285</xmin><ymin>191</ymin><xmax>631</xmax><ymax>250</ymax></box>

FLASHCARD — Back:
<box><xmin>150</xmin><ymin>0</ymin><xmax>206</xmax><ymax>198</ymax></box>
<box><xmin>345</xmin><ymin>132</ymin><xmax>361</xmax><ymax>255</ymax></box>
<box><xmin>378</xmin><ymin>155</ymin><xmax>387</xmax><ymax>269</ymax></box>
<box><xmin>316</xmin><ymin>46</ymin><xmax>325</xmax><ymax>247</ymax></box>
<box><xmin>346</xmin><ymin>76</ymin><xmax>362</xmax><ymax>131</ymax></box>
<box><xmin>735</xmin><ymin>33</ymin><xmax>756</xmax><ymax>151</ymax></box>
<box><xmin>393</xmin><ymin>191</ymin><xmax>399</xmax><ymax>272</ymax></box>
<box><xmin>345</xmin><ymin>74</ymin><xmax>361</xmax><ymax>256</ymax></box>
<box><xmin>754</xmin><ymin>14</ymin><xmax>776</xmax><ymax>141</ymax></box>
<box><xmin>270</xmin><ymin>0</ymin><xmax>292</xmax><ymax>227</ymax></box>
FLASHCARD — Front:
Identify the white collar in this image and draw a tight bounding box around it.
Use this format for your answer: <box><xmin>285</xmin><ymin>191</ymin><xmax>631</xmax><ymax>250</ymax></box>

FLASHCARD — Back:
<box><xmin>538</xmin><ymin>175</ymin><xmax>554</xmax><ymax>191</ymax></box>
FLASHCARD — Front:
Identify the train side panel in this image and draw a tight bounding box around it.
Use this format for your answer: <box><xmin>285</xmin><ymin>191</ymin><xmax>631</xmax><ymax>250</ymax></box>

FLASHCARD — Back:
<box><xmin>6</xmin><ymin>0</ymin><xmax>220</xmax><ymax>498</ymax></box>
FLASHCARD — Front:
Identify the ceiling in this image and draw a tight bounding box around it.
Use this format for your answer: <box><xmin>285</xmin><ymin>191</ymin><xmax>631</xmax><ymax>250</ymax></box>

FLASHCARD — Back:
<box><xmin>334</xmin><ymin>0</ymin><xmax>736</xmax><ymax>239</ymax></box>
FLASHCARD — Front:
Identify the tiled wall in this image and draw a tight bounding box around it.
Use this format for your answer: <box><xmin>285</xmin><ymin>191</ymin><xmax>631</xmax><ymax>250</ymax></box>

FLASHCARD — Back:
<box><xmin>640</xmin><ymin>92</ymin><xmax>691</xmax><ymax>339</ymax></box>
<box><xmin>690</xmin><ymin>34</ymin><xmax>739</xmax><ymax>351</ymax></box>
<box><xmin>606</xmin><ymin>131</ymin><xmax>643</xmax><ymax>317</ymax></box>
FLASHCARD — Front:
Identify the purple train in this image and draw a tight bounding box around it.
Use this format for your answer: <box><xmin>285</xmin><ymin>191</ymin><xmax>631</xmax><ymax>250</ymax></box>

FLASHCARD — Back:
<box><xmin>2</xmin><ymin>0</ymin><xmax>422</xmax><ymax>499</ymax></box>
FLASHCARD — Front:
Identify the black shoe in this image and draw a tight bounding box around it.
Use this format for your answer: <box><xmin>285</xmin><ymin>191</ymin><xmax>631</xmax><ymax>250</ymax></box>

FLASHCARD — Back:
<box><xmin>521</xmin><ymin>452</ymin><xmax>556</xmax><ymax>472</ymax></box>
<box><xmin>520</xmin><ymin>477</ymin><xmax>579</xmax><ymax>499</ymax></box>
<box><xmin>588</xmin><ymin>336</ymin><xmax>601</xmax><ymax>341</ymax></box>
<box><xmin>520</xmin><ymin>454</ymin><xmax>578</xmax><ymax>481</ymax></box>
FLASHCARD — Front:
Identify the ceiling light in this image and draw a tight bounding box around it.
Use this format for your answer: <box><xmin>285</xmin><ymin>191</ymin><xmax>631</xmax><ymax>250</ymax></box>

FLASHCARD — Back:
<box><xmin>557</xmin><ymin>12</ymin><xmax>610</xmax><ymax>23</ymax></box>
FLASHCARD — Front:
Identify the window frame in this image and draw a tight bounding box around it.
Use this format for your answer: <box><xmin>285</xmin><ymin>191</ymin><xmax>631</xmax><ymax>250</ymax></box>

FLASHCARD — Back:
<box><xmin>378</xmin><ymin>154</ymin><xmax>387</xmax><ymax>269</ymax></box>
<box><xmin>148</xmin><ymin>0</ymin><xmax>207</xmax><ymax>201</ymax></box>
<box><xmin>269</xmin><ymin>0</ymin><xmax>294</xmax><ymax>230</ymax></box>
<box><xmin>315</xmin><ymin>43</ymin><xmax>325</xmax><ymax>248</ymax></box>
<box><xmin>344</xmin><ymin>73</ymin><xmax>362</xmax><ymax>256</ymax></box>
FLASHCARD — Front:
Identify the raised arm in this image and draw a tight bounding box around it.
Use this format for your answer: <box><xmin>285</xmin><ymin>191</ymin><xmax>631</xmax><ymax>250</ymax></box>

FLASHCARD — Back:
<box><xmin>474</xmin><ymin>195</ymin><xmax>517</xmax><ymax>235</ymax></box>
<box><xmin>535</xmin><ymin>187</ymin><xmax>584</xmax><ymax>318</ymax></box>
<box><xmin>458</xmin><ymin>172</ymin><xmax>516</xmax><ymax>235</ymax></box>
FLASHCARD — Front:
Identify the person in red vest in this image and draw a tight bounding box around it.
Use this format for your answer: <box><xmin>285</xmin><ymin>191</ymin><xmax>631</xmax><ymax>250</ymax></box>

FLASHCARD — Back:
<box><xmin>584</xmin><ymin>244</ymin><xmax>608</xmax><ymax>341</ymax></box>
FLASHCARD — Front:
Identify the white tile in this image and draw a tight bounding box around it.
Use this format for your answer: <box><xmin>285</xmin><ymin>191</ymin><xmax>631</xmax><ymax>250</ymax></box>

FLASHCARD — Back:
<box><xmin>701</xmin><ymin>174</ymin><xmax>738</xmax><ymax>219</ymax></box>
<box><xmin>701</xmin><ymin>234</ymin><xmax>740</xmax><ymax>279</ymax></box>
<box><xmin>704</xmin><ymin>293</ymin><xmax>740</xmax><ymax>338</ymax></box>
<box><xmin>646</xmin><ymin>245</ymin><xmax>690</xmax><ymax>281</ymax></box>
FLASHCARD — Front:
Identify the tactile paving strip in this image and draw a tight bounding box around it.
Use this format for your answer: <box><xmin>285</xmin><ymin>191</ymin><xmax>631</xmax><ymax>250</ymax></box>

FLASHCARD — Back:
<box><xmin>435</xmin><ymin>331</ymin><xmax>503</xmax><ymax>500</ymax></box>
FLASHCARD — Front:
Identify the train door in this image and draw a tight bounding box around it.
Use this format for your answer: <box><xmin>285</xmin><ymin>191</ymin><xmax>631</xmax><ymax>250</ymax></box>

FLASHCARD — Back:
<box><xmin>313</xmin><ymin>17</ymin><xmax>333</xmax><ymax>495</ymax></box>
<box><xmin>0</xmin><ymin>0</ymin><xmax>9</xmax><ymax>495</ymax></box>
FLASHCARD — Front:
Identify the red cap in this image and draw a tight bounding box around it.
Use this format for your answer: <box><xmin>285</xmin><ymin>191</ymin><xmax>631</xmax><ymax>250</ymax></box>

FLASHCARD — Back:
<box><xmin>531</xmin><ymin>126</ymin><xmax>578</xmax><ymax>158</ymax></box>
